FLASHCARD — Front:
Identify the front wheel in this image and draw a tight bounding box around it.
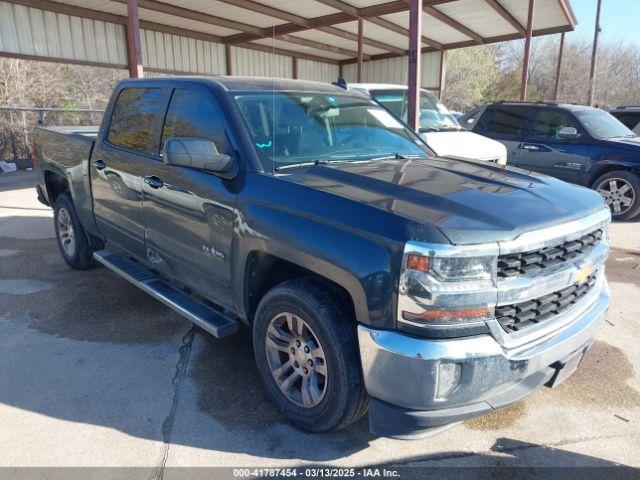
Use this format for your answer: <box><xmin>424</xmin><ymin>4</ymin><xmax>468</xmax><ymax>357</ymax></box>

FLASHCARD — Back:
<box><xmin>253</xmin><ymin>278</ymin><xmax>368</xmax><ymax>432</ymax></box>
<box><xmin>593</xmin><ymin>171</ymin><xmax>640</xmax><ymax>221</ymax></box>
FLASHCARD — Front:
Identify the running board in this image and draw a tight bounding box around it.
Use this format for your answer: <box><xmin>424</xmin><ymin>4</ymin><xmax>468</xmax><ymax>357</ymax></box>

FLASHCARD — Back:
<box><xmin>93</xmin><ymin>250</ymin><xmax>238</xmax><ymax>338</ymax></box>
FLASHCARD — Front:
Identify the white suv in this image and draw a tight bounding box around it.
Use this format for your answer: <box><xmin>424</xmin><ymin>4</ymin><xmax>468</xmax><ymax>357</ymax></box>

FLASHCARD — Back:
<box><xmin>351</xmin><ymin>83</ymin><xmax>507</xmax><ymax>165</ymax></box>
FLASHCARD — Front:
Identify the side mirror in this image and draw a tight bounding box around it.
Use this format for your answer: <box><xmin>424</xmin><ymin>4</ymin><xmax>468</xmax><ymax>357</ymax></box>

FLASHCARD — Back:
<box><xmin>557</xmin><ymin>126</ymin><xmax>580</xmax><ymax>141</ymax></box>
<box><xmin>163</xmin><ymin>137</ymin><xmax>237</xmax><ymax>179</ymax></box>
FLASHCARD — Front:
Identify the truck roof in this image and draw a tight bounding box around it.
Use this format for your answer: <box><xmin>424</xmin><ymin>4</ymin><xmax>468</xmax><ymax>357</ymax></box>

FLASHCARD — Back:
<box><xmin>350</xmin><ymin>83</ymin><xmax>410</xmax><ymax>92</ymax></box>
<box><xmin>489</xmin><ymin>100</ymin><xmax>596</xmax><ymax>112</ymax></box>
<box><xmin>117</xmin><ymin>76</ymin><xmax>350</xmax><ymax>94</ymax></box>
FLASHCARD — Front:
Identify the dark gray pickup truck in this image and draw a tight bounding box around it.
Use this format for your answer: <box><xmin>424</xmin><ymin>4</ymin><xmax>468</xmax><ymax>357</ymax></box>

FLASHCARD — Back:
<box><xmin>35</xmin><ymin>77</ymin><xmax>611</xmax><ymax>439</ymax></box>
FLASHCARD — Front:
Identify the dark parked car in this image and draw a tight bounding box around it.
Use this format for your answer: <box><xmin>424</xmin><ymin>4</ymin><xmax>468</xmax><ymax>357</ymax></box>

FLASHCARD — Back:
<box><xmin>609</xmin><ymin>106</ymin><xmax>640</xmax><ymax>135</ymax></box>
<box><xmin>35</xmin><ymin>78</ymin><xmax>610</xmax><ymax>439</ymax></box>
<box><xmin>461</xmin><ymin>101</ymin><xmax>640</xmax><ymax>220</ymax></box>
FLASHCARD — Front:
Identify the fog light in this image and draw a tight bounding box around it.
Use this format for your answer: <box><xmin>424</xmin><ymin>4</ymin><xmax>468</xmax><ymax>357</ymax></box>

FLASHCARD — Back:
<box><xmin>436</xmin><ymin>362</ymin><xmax>461</xmax><ymax>399</ymax></box>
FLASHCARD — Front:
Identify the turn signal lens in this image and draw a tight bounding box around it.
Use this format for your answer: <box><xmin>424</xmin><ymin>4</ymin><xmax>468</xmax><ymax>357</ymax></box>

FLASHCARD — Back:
<box><xmin>406</xmin><ymin>253</ymin><xmax>429</xmax><ymax>272</ymax></box>
<box><xmin>402</xmin><ymin>307</ymin><xmax>492</xmax><ymax>324</ymax></box>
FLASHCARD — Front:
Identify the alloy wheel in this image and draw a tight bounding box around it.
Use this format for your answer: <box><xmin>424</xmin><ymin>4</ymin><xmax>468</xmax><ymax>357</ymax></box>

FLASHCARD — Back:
<box><xmin>265</xmin><ymin>312</ymin><xmax>328</xmax><ymax>408</ymax></box>
<box><xmin>596</xmin><ymin>177</ymin><xmax>635</xmax><ymax>216</ymax></box>
<box><xmin>57</xmin><ymin>207</ymin><xmax>76</xmax><ymax>257</ymax></box>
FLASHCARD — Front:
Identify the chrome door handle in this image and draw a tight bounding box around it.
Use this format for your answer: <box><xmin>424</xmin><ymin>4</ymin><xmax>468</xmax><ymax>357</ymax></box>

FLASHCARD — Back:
<box><xmin>144</xmin><ymin>176</ymin><xmax>164</xmax><ymax>189</ymax></box>
<box><xmin>523</xmin><ymin>144</ymin><xmax>541</xmax><ymax>151</ymax></box>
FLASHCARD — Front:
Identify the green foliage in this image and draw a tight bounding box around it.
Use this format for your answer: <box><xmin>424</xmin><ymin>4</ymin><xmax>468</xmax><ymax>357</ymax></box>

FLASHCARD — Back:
<box><xmin>441</xmin><ymin>46</ymin><xmax>498</xmax><ymax>112</ymax></box>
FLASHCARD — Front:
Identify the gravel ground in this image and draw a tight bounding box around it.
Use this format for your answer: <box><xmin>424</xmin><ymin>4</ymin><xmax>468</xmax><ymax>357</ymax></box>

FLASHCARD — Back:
<box><xmin>0</xmin><ymin>171</ymin><xmax>638</xmax><ymax>478</ymax></box>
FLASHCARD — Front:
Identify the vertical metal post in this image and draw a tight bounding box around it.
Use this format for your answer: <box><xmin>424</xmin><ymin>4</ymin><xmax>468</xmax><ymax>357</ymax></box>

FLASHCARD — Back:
<box><xmin>588</xmin><ymin>0</ymin><xmax>603</xmax><ymax>106</ymax></box>
<box><xmin>407</xmin><ymin>0</ymin><xmax>423</xmax><ymax>131</ymax></box>
<box><xmin>292</xmin><ymin>57</ymin><xmax>298</xmax><ymax>79</ymax></box>
<box><xmin>437</xmin><ymin>50</ymin><xmax>445</xmax><ymax>99</ymax></box>
<box><xmin>125</xmin><ymin>0</ymin><xmax>144</xmax><ymax>78</ymax></box>
<box><xmin>553</xmin><ymin>32</ymin><xmax>565</xmax><ymax>100</ymax></box>
<box><xmin>357</xmin><ymin>18</ymin><xmax>364</xmax><ymax>82</ymax></box>
<box><xmin>225</xmin><ymin>44</ymin><xmax>232</xmax><ymax>75</ymax></box>
<box><xmin>519</xmin><ymin>0</ymin><xmax>535</xmax><ymax>101</ymax></box>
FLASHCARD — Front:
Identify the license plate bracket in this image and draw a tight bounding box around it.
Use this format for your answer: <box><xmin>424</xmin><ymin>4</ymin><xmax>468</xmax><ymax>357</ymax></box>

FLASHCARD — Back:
<box><xmin>546</xmin><ymin>349</ymin><xmax>586</xmax><ymax>388</ymax></box>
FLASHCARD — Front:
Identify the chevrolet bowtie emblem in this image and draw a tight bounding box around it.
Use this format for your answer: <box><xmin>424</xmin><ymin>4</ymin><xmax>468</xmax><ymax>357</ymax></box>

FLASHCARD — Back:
<box><xmin>574</xmin><ymin>264</ymin><xmax>594</xmax><ymax>283</ymax></box>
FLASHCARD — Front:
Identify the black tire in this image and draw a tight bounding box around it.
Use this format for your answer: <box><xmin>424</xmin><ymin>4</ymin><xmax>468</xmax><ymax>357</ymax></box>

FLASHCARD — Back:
<box><xmin>592</xmin><ymin>170</ymin><xmax>640</xmax><ymax>221</ymax></box>
<box><xmin>53</xmin><ymin>192</ymin><xmax>96</xmax><ymax>270</ymax></box>
<box><xmin>253</xmin><ymin>278</ymin><xmax>369</xmax><ymax>432</ymax></box>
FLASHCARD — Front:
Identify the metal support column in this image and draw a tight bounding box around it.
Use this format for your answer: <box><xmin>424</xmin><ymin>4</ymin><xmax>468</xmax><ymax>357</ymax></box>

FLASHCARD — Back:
<box><xmin>125</xmin><ymin>0</ymin><xmax>144</xmax><ymax>78</ymax></box>
<box><xmin>407</xmin><ymin>0</ymin><xmax>423</xmax><ymax>131</ymax></box>
<box><xmin>519</xmin><ymin>0</ymin><xmax>535</xmax><ymax>101</ymax></box>
<box><xmin>438</xmin><ymin>50</ymin><xmax>445</xmax><ymax>99</ymax></box>
<box><xmin>553</xmin><ymin>32</ymin><xmax>565</xmax><ymax>100</ymax></box>
<box><xmin>225</xmin><ymin>44</ymin><xmax>232</xmax><ymax>75</ymax></box>
<box><xmin>357</xmin><ymin>18</ymin><xmax>364</xmax><ymax>82</ymax></box>
<box><xmin>588</xmin><ymin>0</ymin><xmax>603</xmax><ymax>106</ymax></box>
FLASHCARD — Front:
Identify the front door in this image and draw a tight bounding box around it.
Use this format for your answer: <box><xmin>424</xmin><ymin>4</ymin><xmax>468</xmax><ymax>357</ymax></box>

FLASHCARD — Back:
<box><xmin>90</xmin><ymin>86</ymin><xmax>165</xmax><ymax>259</ymax></box>
<box><xmin>141</xmin><ymin>87</ymin><xmax>238</xmax><ymax>308</ymax></box>
<box><xmin>517</xmin><ymin>108</ymin><xmax>590</xmax><ymax>183</ymax></box>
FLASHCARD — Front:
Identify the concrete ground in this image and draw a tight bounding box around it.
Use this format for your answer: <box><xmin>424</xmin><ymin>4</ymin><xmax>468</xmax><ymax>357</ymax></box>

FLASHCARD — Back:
<box><xmin>0</xmin><ymin>171</ymin><xmax>639</xmax><ymax>475</ymax></box>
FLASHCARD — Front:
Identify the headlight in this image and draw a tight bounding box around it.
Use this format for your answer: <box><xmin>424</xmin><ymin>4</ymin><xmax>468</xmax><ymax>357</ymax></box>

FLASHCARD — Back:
<box><xmin>398</xmin><ymin>241</ymin><xmax>498</xmax><ymax>331</ymax></box>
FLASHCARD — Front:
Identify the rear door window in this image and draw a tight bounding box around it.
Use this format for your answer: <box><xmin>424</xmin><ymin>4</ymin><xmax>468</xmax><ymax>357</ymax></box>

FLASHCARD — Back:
<box><xmin>107</xmin><ymin>87</ymin><xmax>163</xmax><ymax>154</ymax></box>
<box><xmin>161</xmin><ymin>88</ymin><xmax>232</xmax><ymax>154</ymax></box>
<box><xmin>485</xmin><ymin>106</ymin><xmax>529</xmax><ymax>137</ymax></box>
<box><xmin>529</xmin><ymin>109</ymin><xmax>578</xmax><ymax>141</ymax></box>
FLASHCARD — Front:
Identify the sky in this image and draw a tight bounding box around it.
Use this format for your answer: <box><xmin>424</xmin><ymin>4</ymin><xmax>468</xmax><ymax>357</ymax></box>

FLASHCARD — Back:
<box><xmin>569</xmin><ymin>0</ymin><xmax>640</xmax><ymax>46</ymax></box>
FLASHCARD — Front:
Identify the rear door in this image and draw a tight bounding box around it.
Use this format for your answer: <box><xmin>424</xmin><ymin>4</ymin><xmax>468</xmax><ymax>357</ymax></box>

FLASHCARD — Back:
<box><xmin>476</xmin><ymin>105</ymin><xmax>530</xmax><ymax>164</ymax></box>
<box><xmin>90</xmin><ymin>86</ymin><xmax>165</xmax><ymax>259</ymax></box>
<box><xmin>140</xmin><ymin>86</ymin><xmax>238</xmax><ymax>308</ymax></box>
<box><xmin>517</xmin><ymin>108</ymin><xmax>590</xmax><ymax>183</ymax></box>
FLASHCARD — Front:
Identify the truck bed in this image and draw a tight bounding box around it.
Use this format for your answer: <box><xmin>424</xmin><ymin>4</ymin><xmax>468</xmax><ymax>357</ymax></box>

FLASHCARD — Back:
<box><xmin>36</xmin><ymin>126</ymin><xmax>99</xmax><ymax>172</ymax></box>
<box><xmin>40</xmin><ymin>125</ymin><xmax>99</xmax><ymax>139</ymax></box>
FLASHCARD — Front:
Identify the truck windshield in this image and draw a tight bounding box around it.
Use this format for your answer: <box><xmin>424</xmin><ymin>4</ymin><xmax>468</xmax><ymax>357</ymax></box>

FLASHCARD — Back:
<box><xmin>574</xmin><ymin>108</ymin><xmax>636</xmax><ymax>139</ymax></box>
<box><xmin>370</xmin><ymin>89</ymin><xmax>460</xmax><ymax>132</ymax></box>
<box><xmin>233</xmin><ymin>92</ymin><xmax>430</xmax><ymax>171</ymax></box>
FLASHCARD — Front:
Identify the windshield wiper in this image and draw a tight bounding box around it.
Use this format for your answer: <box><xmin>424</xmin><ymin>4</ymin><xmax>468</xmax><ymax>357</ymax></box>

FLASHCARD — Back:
<box><xmin>274</xmin><ymin>159</ymin><xmax>333</xmax><ymax>171</ymax></box>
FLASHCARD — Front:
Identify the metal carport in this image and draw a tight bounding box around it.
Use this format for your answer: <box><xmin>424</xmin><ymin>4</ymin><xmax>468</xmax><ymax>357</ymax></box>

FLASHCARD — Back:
<box><xmin>0</xmin><ymin>0</ymin><xmax>576</xmax><ymax>128</ymax></box>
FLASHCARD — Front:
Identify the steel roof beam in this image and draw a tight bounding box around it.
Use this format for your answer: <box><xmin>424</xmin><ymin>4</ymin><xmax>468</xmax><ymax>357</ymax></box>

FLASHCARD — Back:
<box><xmin>422</xmin><ymin>4</ymin><xmax>484</xmax><ymax>43</ymax></box>
<box><xmin>277</xmin><ymin>34</ymin><xmax>370</xmax><ymax>59</ymax></box>
<box><xmin>314</xmin><ymin>0</ymin><xmax>443</xmax><ymax>49</ymax></box>
<box><xmin>483</xmin><ymin>0</ymin><xmax>525</xmax><ymax>35</ymax></box>
<box><xmin>338</xmin><ymin>24</ymin><xmax>574</xmax><ymax>65</ymax></box>
<box><xmin>222</xmin><ymin>0</ymin><xmax>435</xmax><ymax>54</ymax></box>
<box><xmin>316</xmin><ymin>26</ymin><xmax>405</xmax><ymax>55</ymax></box>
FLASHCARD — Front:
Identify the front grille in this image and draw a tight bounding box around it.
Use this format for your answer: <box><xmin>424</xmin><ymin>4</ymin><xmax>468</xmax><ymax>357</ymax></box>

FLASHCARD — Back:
<box><xmin>498</xmin><ymin>229</ymin><xmax>603</xmax><ymax>278</ymax></box>
<box><xmin>496</xmin><ymin>273</ymin><xmax>598</xmax><ymax>333</ymax></box>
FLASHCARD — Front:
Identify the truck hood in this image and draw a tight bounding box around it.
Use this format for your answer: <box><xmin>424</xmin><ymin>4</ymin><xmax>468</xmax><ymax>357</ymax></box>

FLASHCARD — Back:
<box><xmin>599</xmin><ymin>135</ymin><xmax>640</xmax><ymax>151</ymax></box>
<box><xmin>283</xmin><ymin>157</ymin><xmax>605</xmax><ymax>244</ymax></box>
<box><xmin>421</xmin><ymin>130</ymin><xmax>507</xmax><ymax>164</ymax></box>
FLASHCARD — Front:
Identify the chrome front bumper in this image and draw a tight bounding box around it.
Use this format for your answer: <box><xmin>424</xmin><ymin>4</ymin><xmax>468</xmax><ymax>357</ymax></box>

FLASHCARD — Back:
<box><xmin>358</xmin><ymin>282</ymin><xmax>610</xmax><ymax>438</ymax></box>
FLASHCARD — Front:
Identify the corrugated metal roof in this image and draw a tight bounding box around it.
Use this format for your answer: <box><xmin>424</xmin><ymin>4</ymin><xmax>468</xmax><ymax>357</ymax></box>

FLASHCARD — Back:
<box><xmin>0</xmin><ymin>0</ymin><xmax>577</xmax><ymax>89</ymax></box>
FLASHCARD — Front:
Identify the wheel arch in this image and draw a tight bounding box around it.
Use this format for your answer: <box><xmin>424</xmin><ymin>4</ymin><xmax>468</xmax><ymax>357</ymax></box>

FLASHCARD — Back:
<box><xmin>241</xmin><ymin>249</ymin><xmax>364</xmax><ymax>327</ymax></box>
<box><xmin>44</xmin><ymin>168</ymin><xmax>70</xmax><ymax>204</ymax></box>
<box><xmin>588</xmin><ymin>160</ymin><xmax>640</xmax><ymax>187</ymax></box>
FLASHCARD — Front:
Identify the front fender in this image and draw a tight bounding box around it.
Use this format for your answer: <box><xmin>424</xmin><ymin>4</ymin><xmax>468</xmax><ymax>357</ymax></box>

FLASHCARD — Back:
<box><xmin>232</xmin><ymin>203</ymin><xmax>400</xmax><ymax>329</ymax></box>
<box><xmin>588</xmin><ymin>156</ymin><xmax>640</xmax><ymax>185</ymax></box>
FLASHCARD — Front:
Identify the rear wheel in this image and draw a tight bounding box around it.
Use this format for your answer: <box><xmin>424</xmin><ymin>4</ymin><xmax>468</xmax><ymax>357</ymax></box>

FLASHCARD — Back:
<box><xmin>253</xmin><ymin>278</ymin><xmax>368</xmax><ymax>432</ymax></box>
<box><xmin>53</xmin><ymin>193</ymin><xmax>96</xmax><ymax>270</ymax></box>
<box><xmin>593</xmin><ymin>171</ymin><xmax>640</xmax><ymax>221</ymax></box>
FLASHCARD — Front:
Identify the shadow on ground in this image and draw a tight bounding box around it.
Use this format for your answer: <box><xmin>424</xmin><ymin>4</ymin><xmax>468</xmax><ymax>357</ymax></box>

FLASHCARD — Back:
<box><xmin>0</xmin><ymin>197</ymin><xmax>638</xmax><ymax>465</ymax></box>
